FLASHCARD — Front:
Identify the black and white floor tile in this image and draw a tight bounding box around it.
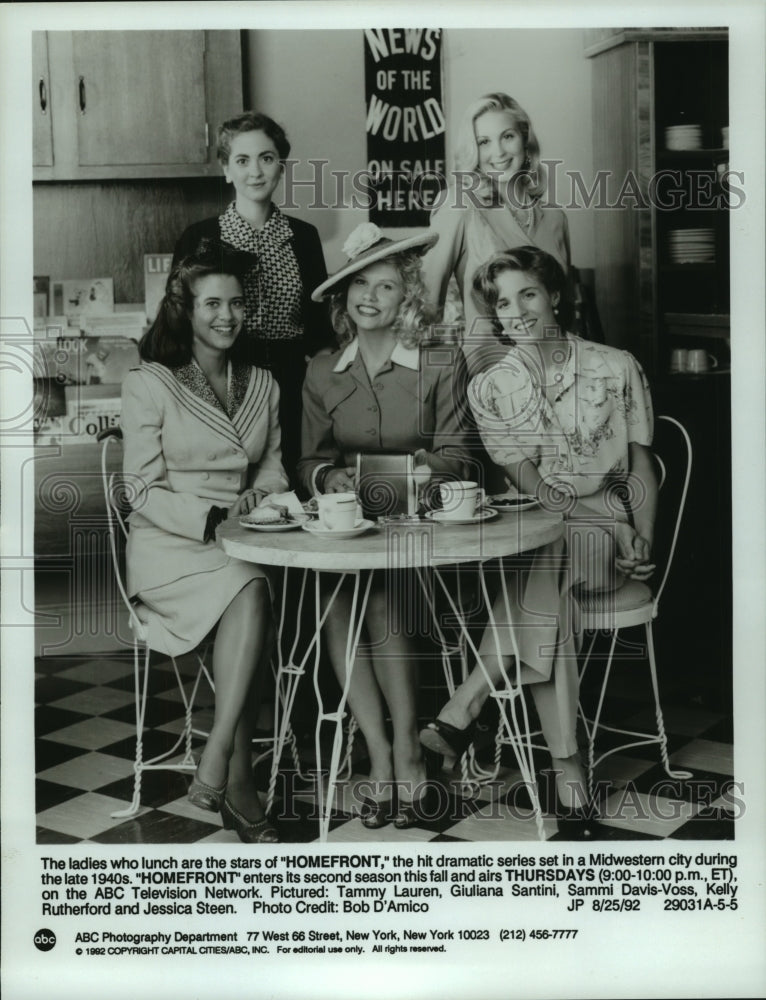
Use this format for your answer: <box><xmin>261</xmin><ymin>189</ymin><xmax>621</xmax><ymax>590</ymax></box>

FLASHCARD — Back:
<box><xmin>35</xmin><ymin>648</ymin><xmax>736</xmax><ymax>845</ymax></box>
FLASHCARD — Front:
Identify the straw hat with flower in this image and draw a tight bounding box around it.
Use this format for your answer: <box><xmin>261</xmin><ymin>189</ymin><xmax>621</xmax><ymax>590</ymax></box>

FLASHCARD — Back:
<box><xmin>311</xmin><ymin>223</ymin><xmax>438</xmax><ymax>301</ymax></box>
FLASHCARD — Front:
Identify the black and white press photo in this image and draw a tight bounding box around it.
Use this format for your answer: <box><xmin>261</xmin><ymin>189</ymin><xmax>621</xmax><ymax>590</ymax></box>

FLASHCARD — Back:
<box><xmin>1</xmin><ymin>3</ymin><xmax>764</xmax><ymax>999</ymax></box>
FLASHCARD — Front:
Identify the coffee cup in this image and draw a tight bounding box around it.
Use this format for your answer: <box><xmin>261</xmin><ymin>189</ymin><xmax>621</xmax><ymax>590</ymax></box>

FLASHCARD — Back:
<box><xmin>686</xmin><ymin>349</ymin><xmax>718</xmax><ymax>374</ymax></box>
<box><xmin>669</xmin><ymin>348</ymin><xmax>688</xmax><ymax>373</ymax></box>
<box><xmin>439</xmin><ymin>481</ymin><xmax>486</xmax><ymax>520</ymax></box>
<box><xmin>316</xmin><ymin>492</ymin><xmax>359</xmax><ymax>531</ymax></box>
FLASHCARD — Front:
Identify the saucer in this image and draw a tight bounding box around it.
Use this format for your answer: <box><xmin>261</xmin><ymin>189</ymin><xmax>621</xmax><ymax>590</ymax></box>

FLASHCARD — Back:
<box><xmin>487</xmin><ymin>494</ymin><xmax>539</xmax><ymax>511</ymax></box>
<box><xmin>240</xmin><ymin>513</ymin><xmax>310</xmax><ymax>532</ymax></box>
<box><xmin>425</xmin><ymin>507</ymin><xmax>498</xmax><ymax>526</ymax></box>
<box><xmin>302</xmin><ymin>518</ymin><xmax>375</xmax><ymax>540</ymax></box>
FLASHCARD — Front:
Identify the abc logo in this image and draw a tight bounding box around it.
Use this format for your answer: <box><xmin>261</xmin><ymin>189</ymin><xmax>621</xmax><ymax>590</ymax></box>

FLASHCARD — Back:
<box><xmin>34</xmin><ymin>929</ymin><xmax>56</xmax><ymax>952</ymax></box>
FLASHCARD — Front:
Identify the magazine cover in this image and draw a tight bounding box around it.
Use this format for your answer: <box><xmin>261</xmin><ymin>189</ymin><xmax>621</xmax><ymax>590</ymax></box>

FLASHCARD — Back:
<box><xmin>1</xmin><ymin>3</ymin><xmax>764</xmax><ymax>999</ymax></box>
<box><xmin>144</xmin><ymin>253</ymin><xmax>173</xmax><ymax>325</ymax></box>
<box><xmin>52</xmin><ymin>278</ymin><xmax>115</xmax><ymax>324</ymax></box>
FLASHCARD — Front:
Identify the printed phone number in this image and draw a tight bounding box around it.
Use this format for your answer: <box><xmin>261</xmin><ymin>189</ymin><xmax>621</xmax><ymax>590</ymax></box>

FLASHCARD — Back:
<box><xmin>499</xmin><ymin>929</ymin><xmax>579</xmax><ymax>941</ymax></box>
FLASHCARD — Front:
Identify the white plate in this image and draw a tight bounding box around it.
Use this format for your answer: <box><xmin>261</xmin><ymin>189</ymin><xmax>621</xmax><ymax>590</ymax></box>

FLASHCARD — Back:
<box><xmin>425</xmin><ymin>507</ymin><xmax>499</xmax><ymax>525</ymax></box>
<box><xmin>487</xmin><ymin>494</ymin><xmax>540</xmax><ymax>512</ymax></box>
<box><xmin>302</xmin><ymin>518</ymin><xmax>376</xmax><ymax>540</ymax></box>
<box><xmin>240</xmin><ymin>514</ymin><xmax>310</xmax><ymax>532</ymax></box>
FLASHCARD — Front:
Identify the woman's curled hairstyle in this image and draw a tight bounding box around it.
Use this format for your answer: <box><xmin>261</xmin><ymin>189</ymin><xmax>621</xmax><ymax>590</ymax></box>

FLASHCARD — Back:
<box><xmin>472</xmin><ymin>245</ymin><xmax>574</xmax><ymax>337</ymax></box>
<box><xmin>329</xmin><ymin>250</ymin><xmax>438</xmax><ymax>350</ymax></box>
<box><xmin>454</xmin><ymin>92</ymin><xmax>546</xmax><ymax>203</ymax></box>
<box><xmin>216</xmin><ymin>110</ymin><xmax>291</xmax><ymax>164</ymax></box>
<box><xmin>139</xmin><ymin>239</ymin><xmax>252</xmax><ymax>368</ymax></box>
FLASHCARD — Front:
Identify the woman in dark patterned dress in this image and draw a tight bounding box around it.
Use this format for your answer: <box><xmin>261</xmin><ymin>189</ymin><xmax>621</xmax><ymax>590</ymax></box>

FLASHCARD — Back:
<box><xmin>174</xmin><ymin>111</ymin><xmax>333</xmax><ymax>482</ymax></box>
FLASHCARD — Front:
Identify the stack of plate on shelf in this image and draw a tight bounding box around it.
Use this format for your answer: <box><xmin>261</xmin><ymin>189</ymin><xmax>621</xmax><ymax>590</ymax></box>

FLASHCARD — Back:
<box><xmin>665</xmin><ymin>123</ymin><xmax>703</xmax><ymax>150</ymax></box>
<box><xmin>667</xmin><ymin>228</ymin><xmax>715</xmax><ymax>264</ymax></box>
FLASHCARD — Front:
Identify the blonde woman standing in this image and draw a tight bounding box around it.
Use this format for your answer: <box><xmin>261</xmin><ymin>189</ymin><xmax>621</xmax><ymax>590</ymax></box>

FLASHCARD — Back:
<box><xmin>421</xmin><ymin>92</ymin><xmax>571</xmax><ymax>370</ymax></box>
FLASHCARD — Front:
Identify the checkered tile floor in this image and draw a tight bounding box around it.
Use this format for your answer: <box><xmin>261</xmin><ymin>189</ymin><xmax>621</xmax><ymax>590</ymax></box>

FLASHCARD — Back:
<box><xmin>35</xmin><ymin>650</ymin><xmax>736</xmax><ymax>844</ymax></box>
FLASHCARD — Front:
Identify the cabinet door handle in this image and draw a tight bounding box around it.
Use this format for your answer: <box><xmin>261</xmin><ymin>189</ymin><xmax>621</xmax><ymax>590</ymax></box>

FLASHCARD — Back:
<box><xmin>38</xmin><ymin>78</ymin><xmax>48</xmax><ymax>113</ymax></box>
<box><xmin>78</xmin><ymin>75</ymin><xmax>86</xmax><ymax>114</ymax></box>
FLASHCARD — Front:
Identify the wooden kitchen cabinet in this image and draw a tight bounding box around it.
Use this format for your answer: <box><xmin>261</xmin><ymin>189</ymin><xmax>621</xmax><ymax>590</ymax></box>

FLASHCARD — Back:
<box><xmin>33</xmin><ymin>32</ymin><xmax>54</xmax><ymax>167</ymax></box>
<box><xmin>33</xmin><ymin>30</ymin><xmax>243</xmax><ymax>180</ymax></box>
<box><xmin>586</xmin><ymin>30</ymin><xmax>729</xmax><ymax>377</ymax></box>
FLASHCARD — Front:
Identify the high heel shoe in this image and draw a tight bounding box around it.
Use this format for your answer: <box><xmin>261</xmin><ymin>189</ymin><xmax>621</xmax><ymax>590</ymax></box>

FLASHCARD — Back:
<box><xmin>393</xmin><ymin>785</ymin><xmax>440</xmax><ymax>830</ymax></box>
<box><xmin>419</xmin><ymin>719</ymin><xmax>475</xmax><ymax>760</ymax></box>
<box><xmin>359</xmin><ymin>796</ymin><xmax>396</xmax><ymax>830</ymax></box>
<box><xmin>220</xmin><ymin>796</ymin><xmax>279</xmax><ymax>844</ymax></box>
<box><xmin>188</xmin><ymin>772</ymin><xmax>226</xmax><ymax>813</ymax></box>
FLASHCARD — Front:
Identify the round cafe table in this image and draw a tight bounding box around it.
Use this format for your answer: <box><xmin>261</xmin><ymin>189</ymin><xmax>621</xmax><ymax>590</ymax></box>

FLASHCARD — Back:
<box><xmin>217</xmin><ymin>509</ymin><xmax>564</xmax><ymax>840</ymax></box>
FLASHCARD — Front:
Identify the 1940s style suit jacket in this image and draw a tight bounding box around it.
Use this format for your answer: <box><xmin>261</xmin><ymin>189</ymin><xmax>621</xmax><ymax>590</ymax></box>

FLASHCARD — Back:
<box><xmin>297</xmin><ymin>339</ymin><xmax>475</xmax><ymax>496</ymax></box>
<box><xmin>121</xmin><ymin>360</ymin><xmax>288</xmax><ymax>655</ymax></box>
<box><xmin>174</xmin><ymin>208</ymin><xmax>334</xmax><ymax>481</ymax></box>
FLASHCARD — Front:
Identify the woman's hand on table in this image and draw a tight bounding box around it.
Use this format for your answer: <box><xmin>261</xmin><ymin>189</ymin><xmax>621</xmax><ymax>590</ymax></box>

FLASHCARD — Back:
<box><xmin>323</xmin><ymin>467</ymin><xmax>357</xmax><ymax>493</ymax></box>
<box><xmin>228</xmin><ymin>489</ymin><xmax>268</xmax><ymax>517</ymax></box>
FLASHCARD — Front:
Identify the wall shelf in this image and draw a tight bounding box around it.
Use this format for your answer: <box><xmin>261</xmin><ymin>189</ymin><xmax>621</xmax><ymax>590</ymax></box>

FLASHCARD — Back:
<box><xmin>588</xmin><ymin>34</ymin><xmax>729</xmax><ymax>374</ymax></box>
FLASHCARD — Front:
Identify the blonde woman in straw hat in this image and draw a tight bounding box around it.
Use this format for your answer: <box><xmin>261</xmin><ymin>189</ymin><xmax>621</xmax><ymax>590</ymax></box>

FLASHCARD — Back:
<box><xmin>299</xmin><ymin>223</ymin><xmax>474</xmax><ymax>830</ymax></box>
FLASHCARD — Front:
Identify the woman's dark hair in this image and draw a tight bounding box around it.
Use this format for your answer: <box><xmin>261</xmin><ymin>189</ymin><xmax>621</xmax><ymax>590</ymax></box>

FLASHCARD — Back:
<box><xmin>216</xmin><ymin>110</ymin><xmax>291</xmax><ymax>163</ymax></box>
<box><xmin>139</xmin><ymin>240</ymin><xmax>251</xmax><ymax>367</ymax></box>
<box><xmin>472</xmin><ymin>245</ymin><xmax>574</xmax><ymax>338</ymax></box>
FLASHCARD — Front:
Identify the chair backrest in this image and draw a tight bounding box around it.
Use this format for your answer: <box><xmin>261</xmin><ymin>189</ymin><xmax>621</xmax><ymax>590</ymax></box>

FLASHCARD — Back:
<box><xmin>651</xmin><ymin>414</ymin><xmax>692</xmax><ymax>611</ymax></box>
<box><xmin>98</xmin><ymin>427</ymin><xmax>145</xmax><ymax>635</ymax></box>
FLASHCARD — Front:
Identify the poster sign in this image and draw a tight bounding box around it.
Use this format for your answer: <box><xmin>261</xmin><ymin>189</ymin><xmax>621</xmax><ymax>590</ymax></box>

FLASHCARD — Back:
<box><xmin>364</xmin><ymin>28</ymin><xmax>445</xmax><ymax>226</ymax></box>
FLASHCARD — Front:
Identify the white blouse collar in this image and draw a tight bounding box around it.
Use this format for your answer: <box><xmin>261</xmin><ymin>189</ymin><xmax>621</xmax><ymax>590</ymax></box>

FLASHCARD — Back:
<box><xmin>332</xmin><ymin>338</ymin><xmax>419</xmax><ymax>373</ymax></box>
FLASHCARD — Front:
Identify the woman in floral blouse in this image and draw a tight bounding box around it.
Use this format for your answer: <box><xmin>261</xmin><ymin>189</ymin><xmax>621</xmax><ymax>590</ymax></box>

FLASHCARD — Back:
<box><xmin>420</xmin><ymin>246</ymin><xmax>657</xmax><ymax>836</ymax></box>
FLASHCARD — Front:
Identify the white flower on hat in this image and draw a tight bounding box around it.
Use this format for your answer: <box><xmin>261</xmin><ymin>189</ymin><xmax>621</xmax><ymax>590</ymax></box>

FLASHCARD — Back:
<box><xmin>342</xmin><ymin>223</ymin><xmax>384</xmax><ymax>260</ymax></box>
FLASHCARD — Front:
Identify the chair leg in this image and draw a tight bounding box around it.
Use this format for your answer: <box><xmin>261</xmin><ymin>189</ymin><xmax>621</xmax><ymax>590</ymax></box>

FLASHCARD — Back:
<box><xmin>491</xmin><ymin>688</ymin><xmax>546</xmax><ymax>841</ymax></box>
<box><xmin>111</xmin><ymin>644</ymin><xmax>214</xmax><ymax>819</ymax></box>
<box><xmin>338</xmin><ymin>715</ymin><xmax>358</xmax><ymax>780</ymax></box>
<box><xmin>584</xmin><ymin>629</ymin><xmax>619</xmax><ymax>800</ymax></box>
<box><xmin>645</xmin><ymin>622</ymin><xmax>692</xmax><ymax>780</ymax></box>
<box><xmin>584</xmin><ymin>623</ymin><xmax>693</xmax><ymax>795</ymax></box>
<box><xmin>111</xmin><ymin>639</ymin><xmax>150</xmax><ymax>818</ymax></box>
<box><xmin>266</xmin><ymin>662</ymin><xmax>304</xmax><ymax>815</ymax></box>
<box><xmin>171</xmin><ymin>652</ymin><xmax>207</xmax><ymax>768</ymax></box>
